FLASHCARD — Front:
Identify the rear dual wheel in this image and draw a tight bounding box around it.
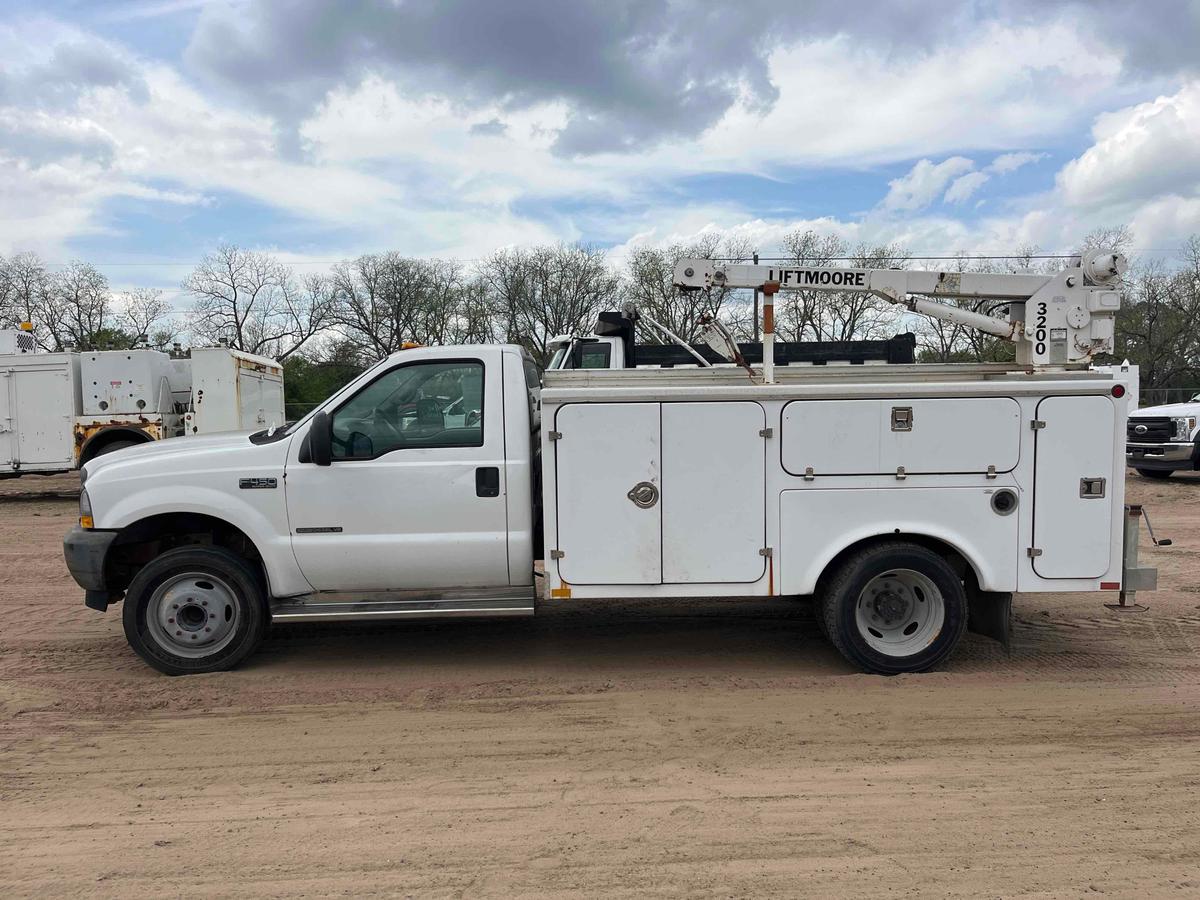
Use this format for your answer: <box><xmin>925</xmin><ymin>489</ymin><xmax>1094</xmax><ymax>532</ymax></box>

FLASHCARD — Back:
<box><xmin>820</xmin><ymin>542</ymin><xmax>967</xmax><ymax>674</ymax></box>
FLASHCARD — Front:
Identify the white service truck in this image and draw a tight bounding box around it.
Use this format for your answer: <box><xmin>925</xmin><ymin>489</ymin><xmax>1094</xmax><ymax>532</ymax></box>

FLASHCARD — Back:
<box><xmin>1125</xmin><ymin>396</ymin><xmax>1200</xmax><ymax>479</ymax></box>
<box><xmin>0</xmin><ymin>331</ymin><xmax>284</xmax><ymax>476</ymax></box>
<box><xmin>64</xmin><ymin>249</ymin><xmax>1158</xmax><ymax>676</ymax></box>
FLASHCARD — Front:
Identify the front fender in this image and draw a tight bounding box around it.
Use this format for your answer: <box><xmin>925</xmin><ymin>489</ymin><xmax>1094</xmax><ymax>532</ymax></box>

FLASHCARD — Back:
<box><xmin>101</xmin><ymin>484</ymin><xmax>310</xmax><ymax>598</ymax></box>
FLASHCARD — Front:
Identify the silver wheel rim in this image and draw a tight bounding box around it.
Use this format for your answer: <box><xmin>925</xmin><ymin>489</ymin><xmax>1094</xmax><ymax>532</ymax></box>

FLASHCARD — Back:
<box><xmin>145</xmin><ymin>572</ymin><xmax>241</xmax><ymax>659</ymax></box>
<box><xmin>854</xmin><ymin>568</ymin><xmax>945</xmax><ymax>658</ymax></box>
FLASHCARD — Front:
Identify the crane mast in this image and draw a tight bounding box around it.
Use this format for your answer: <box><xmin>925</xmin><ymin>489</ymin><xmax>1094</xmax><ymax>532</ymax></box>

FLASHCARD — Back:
<box><xmin>673</xmin><ymin>249</ymin><xmax>1128</xmax><ymax>382</ymax></box>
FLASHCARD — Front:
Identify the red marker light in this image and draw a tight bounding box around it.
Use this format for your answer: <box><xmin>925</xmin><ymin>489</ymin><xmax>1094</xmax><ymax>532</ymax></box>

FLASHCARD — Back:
<box><xmin>1111</xmin><ymin>384</ymin><xmax>1126</xmax><ymax>398</ymax></box>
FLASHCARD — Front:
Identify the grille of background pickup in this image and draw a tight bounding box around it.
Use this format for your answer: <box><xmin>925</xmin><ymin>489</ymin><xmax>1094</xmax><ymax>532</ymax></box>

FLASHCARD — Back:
<box><xmin>1126</xmin><ymin>417</ymin><xmax>1172</xmax><ymax>443</ymax></box>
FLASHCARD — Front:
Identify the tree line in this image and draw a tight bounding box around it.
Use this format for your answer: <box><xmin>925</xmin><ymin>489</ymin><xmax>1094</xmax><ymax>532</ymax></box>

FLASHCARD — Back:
<box><xmin>3</xmin><ymin>227</ymin><xmax>1200</xmax><ymax>408</ymax></box>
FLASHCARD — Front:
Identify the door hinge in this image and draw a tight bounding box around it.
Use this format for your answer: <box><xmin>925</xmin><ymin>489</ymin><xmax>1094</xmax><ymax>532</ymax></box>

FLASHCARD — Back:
<box><xmin>548</xmin><ymin>431</ymin><xmax>562</xmax><ymax>441</ymax></box>
<box><xmin>759</xmin><ymin>547</ymin><xmax>773</xmax><ymax>557</ymax></box>
<box><xmin>895</xmin><ymin>466</ymin><xmax>907</xmax><ymax>480</ymax></box>
<box><xmin>759</xmin><ymin>427</ymin><xmax>773</xmax><ymax>438</ymax></box>
<box><xmin>803</xmin><ymin>466</ymin><xmax>815</xmax><ymax>481</ymax></box>
<box><xmin>1027</xmin><ymin>547</ymin><xmax>1043</xmax><ymax>558</ymax></box>
<box><xmin>550</xmin><ymin>549</ymin><xmax>565</xmax><ymax>559</ymax></box>
<box><xmin>1031</xmin><ymin>420</ymin><xmax>1046</xmax><ymax>430</ymax></box>
<box><xmin>986</xmin><ymin>464</ymin><xmax>997</xmax><ymax>479</ymax></box>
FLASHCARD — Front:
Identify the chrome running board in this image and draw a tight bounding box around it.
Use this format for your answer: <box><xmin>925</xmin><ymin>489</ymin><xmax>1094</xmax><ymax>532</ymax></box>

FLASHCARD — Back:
<box><xmin>270</xmin><ymin>586</ymin><xmax>536</xmax><ymax>623</ymax></box>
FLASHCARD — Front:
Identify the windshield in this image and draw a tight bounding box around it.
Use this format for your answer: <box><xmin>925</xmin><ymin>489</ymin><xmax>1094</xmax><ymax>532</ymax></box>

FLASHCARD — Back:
<box><xmin>264</xmin><ymin>354</ymin><xmax>395</xmax><ymax>439</ymax></box>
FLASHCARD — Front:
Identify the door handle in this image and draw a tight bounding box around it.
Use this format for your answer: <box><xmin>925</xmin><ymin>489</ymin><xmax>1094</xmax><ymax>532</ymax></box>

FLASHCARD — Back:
<box><xmin>627</xmin><ymin>481</ymin><xmax>659</xmax><ymax>508</ymax></box>
<box><xmin>476</xmin><ymin>466</ymin><xmax>500</xmax><ymax>497</ymax></box>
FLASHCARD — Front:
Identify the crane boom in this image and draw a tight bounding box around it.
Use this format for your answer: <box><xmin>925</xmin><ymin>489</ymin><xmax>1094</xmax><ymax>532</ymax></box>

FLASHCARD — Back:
<box><xmin>673</xmin><ymin>249</ymin><xmax>1128</xmax><ymax>379</ymax></box>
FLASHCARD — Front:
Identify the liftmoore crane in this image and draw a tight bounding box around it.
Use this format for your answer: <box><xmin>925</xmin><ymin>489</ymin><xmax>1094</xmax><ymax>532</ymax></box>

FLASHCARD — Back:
<box><xmin>672</xmin><ymin>249</ymin><xmax>1129</xmax><ymax>381</ymax></box>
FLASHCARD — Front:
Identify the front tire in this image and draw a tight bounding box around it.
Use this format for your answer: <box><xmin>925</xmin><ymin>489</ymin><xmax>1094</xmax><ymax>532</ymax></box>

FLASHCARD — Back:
<box><xmin>820</xmin><ymin>542</ymin><xmax>967</xmax><ymax>675</ymax></box>
<box><xmin>1136</xmin><ymin>468</ymin><xmax>1173</xmax><ymax>479</ymax></box>
<box><xmin>122</xmin><ymin>546</ymin><xmax>267</xmax><ymax>675</ymax></box>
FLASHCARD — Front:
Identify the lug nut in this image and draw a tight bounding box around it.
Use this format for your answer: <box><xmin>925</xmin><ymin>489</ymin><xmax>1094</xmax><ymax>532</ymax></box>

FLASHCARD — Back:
<box><xmin>168</xmin><ymin>618</ymin><xmax>174</xmax><ymax>624</ymax></box>
<box><xmin>176</xmin><ymin>630</ymin><xmax>182</xmax><ymax>636</ymax></box>
<box><xmin>201</xmin><ymin>600</ymin><xmax>208</xmax><ymax>607</ymax></box>
<box><xmin>172</xmin><ymin>604</ymin><xmax>179</xmax><ymax>609</ymax></box>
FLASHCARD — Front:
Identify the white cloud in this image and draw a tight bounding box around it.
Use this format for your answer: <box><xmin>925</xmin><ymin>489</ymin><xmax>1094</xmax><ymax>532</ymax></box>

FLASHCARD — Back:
<box><xmin>881</xmin><ymin>157</ymin><xmax>975</xmax><ymax>211</ymax></box>
<box><xmin>1057</xmin><ymin>82</ymin><xmax>1200</xmax><ymax>210</ymax></box>
<box><xmin>987</xmin><ymin>151</ymin><xmax>1046</xmax><ymax>174</ymax></box>
<box><xmin>944</xmin><ymin>171</ymin><xmax>990</xmax><ymax>204</ymax></box>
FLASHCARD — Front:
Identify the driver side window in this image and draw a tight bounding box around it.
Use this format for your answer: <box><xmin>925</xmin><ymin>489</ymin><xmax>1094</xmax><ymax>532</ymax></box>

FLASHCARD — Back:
<box><xmin>331</xmin><ymin>360</ymin><xmax>484</xmax><ymax>460</ymax></box>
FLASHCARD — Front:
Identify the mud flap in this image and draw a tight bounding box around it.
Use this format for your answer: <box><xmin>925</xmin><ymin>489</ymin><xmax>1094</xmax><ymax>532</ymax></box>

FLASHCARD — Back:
<box><xmin>967</xmin><ymin>587</ymin><xmax>1012</xmax><ymax>653</ymax></box>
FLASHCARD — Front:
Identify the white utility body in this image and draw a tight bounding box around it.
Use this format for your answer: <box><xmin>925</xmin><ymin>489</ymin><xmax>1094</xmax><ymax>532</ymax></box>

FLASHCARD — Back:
<box><xmin>64</xmin><ymin>248</ymin><xmax>1158</xmax><ymax>676</ymax></box>
<box><xmin>0</xmin><ymin>333</ymin><xmax>284</xmax><ymax>476</ymax></box>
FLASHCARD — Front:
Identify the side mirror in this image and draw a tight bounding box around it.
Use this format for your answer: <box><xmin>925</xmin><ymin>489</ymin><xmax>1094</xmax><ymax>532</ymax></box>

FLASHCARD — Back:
<box><xmin>309</xmin><ymin>410</ymin><xmax>333</xmax><ymax>466</ymax></box>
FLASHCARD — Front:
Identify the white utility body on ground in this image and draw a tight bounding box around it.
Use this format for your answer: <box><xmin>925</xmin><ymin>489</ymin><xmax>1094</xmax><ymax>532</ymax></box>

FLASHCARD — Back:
<box><xmin>64</xmin><ymin>248</ymin><xmax>1157</xmax><ymax>676</ymax></box>
<box><xmin>0</xmin><ymin>333</ymin><xmax>284</xmax><ymax>476</ymax></box>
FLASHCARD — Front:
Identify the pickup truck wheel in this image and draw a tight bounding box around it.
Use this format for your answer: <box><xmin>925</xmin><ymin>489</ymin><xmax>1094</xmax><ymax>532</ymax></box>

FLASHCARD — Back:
<box><xmin>122</xmin><ymin>547</ymin><xmax>267</xmax><ymax>675</ymax></box>
<box><xmin>820</xmin><ymin>542</ymin><xmax>967</xmax><ymax>675</ymax></box>
<box><xmin>1136</xmin><ymin>468</ymin><xmax>1172</xmax><ymax>479</ymax></box>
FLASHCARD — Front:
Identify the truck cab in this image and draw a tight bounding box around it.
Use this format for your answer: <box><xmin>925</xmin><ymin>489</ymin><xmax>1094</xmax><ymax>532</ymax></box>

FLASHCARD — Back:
<box><xmin>65</xmin><ymin>344</ymin><xmax>541</xmax><ymax>674</ymax></box>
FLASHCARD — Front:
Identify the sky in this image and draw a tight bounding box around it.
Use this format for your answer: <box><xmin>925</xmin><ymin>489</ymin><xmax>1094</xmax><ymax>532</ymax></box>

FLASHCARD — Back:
<box><xmin>2</xmin><ymin>0</ymin><xmax>1199</xmax><ymax>302</ymax></box>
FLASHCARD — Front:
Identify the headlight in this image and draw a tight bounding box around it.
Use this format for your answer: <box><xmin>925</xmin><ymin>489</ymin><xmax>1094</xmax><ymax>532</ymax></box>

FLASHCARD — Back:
<box><xmin>1172</xmin><ymin>416</ymin><xmax>1196</xmax><ymax>441</ymax></box>
<box><xmin>79</xmin><ymin>489</ymin><xmax>94</xmax><ymax>529</ymax></box>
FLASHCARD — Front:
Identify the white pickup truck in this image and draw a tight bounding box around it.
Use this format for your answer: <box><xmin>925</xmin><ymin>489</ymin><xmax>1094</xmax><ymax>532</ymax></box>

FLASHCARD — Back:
<box><xmin>1125</xmin><ymin>398</ymin><xmax>1200</xmax><ymax>478</ymax></box>
<box><xmin>63</xmin><ymin>249</ymin><xmax>1156</xmax><ymax>677</ymax></box>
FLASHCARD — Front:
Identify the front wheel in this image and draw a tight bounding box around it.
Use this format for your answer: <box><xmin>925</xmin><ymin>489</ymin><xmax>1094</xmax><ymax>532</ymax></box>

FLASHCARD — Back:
<box><xmin>1136</xmin><ymin>468</ymin><xmax>1173</xmax><ymax>480</ymax></box>
<box><xmin>122</xmin><ymin>546</ymin><xmax>267</xmax><ymax>675</ymax></box>
<box><xmin>820</xmin><ymin>542</ymin><xmax>967</xmax><ymax>674</ymax></box>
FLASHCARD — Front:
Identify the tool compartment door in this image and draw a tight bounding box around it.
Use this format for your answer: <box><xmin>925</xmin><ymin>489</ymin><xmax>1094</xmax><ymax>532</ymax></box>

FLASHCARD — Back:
<box><xmin>781</xmin><ymin>397</ymin><xmax>1020</xmax><ymax>475</ymax></box>
<box><xmin>1032</xmin><ymin>395</ymin><xmax>1115</xmax><ymax>578</ymax></box>
<box><xmin>13</xmin><ymin>363</ymin><xmax>75</xmax><ymax>467</ymax></box>
<box><xmin>554</xmin><ymin>402</ymin><xmax>662</xmax><ymax>584</ymax></box>
<box><xmin>662</xmin><ymin>402</ymin><xmax>765</xmax><ymax>583</ymax></box>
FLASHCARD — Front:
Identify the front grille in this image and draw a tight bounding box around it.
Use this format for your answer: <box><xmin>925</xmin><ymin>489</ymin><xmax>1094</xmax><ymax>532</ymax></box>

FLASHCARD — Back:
<box><xmin>1127</xmin><ymin>417</ymin><xmax>1173</xmax><ymax>443</ymax></box>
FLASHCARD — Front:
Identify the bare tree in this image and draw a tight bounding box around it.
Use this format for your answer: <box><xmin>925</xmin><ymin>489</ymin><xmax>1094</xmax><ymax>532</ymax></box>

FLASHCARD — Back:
<box><xmin>44</xmin><ymin>261</ymin><xmax>111</xmax><ymax>351</ymax></box>
<box><xmin>117</xmin><ymin>288</ymin><xmax>176</xmax><ymax>349</ymax></box>
<box><xmin>329</xmin><ymin>254</ymin><xmax>492</xmax><ymax>360</ymax></box>
<box><xmin>480</xmin><ymin>243</ymin><xmax>619</xmax><ymax>363</ymax></box>
<box><xmin>1115</xmin><ymin>238</ymin><xmax>1200</xmax><ymax>389</ymax></box>
<box><xmin>624</xmin><ymin>233</ymin><xmax>753</xmax><ymax>343</ymax></box>
<box><xmin>0</xmin><ymin>252</ymin><xmax>54</xmax><ymax>347</ymax></box>
<box><xmin>775</xmin><ymin>230</ymin><xmax>911</xmax><ymax>342</ymax></box>
<box><xmin>184</xmin><ymin>245</ymin><xmax>330</xmax><ymax>359</ymax></box>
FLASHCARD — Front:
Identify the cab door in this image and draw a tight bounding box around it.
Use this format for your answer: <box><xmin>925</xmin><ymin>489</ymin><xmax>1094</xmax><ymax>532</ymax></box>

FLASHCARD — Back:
<box><xmin>284</xmin><ymin>352</ymin><xmax>509</xmax><ymax>592</ymax></box>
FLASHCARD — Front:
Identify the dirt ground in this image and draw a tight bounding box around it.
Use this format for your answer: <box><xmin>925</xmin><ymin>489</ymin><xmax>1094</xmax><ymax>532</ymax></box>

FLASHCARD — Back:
<box><xmin>2</xmin><ymin>473</ymin><xmax>1200</xmax><ymax>898</ymax></box>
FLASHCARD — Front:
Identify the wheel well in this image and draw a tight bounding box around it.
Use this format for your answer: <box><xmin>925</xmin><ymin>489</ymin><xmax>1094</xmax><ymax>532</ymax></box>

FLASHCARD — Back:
<box><xmin>106</xmin><ymin>513</ymin><xmax>266</xmax><ymax>595</ymax></box>
<box><xmin>813</xmin><ymin>533</ymin><xmax>979</xmax><ymax>598</ymax></box>
<box><xmin>79</xmin><ymin>428</ymin><xmax>154</xmax><ymax>464</ymax></box>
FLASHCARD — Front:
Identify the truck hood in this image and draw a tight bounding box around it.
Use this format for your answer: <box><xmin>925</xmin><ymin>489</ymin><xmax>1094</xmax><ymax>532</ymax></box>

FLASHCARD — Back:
<box><xmin>82</xmin><ymin>431</ymin><xmax>266</xmax><ymax>478</ymax></box>
<box><xmin>1129</xmin><ymin>403</ymin><xmax>1198</xmax><ymax>418</ymax></box>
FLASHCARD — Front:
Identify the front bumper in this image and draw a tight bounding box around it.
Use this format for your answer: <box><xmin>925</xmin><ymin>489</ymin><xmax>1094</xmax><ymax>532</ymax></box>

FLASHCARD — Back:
<box><xmin>63</xmin><ymin>526</ymin><xmax>119</xmax><ymax>609</ymax></box>
<box><xmin>1126</xmin><ymin>441</ymin><xmax>1196</xmax><ymax>471</ymax></box>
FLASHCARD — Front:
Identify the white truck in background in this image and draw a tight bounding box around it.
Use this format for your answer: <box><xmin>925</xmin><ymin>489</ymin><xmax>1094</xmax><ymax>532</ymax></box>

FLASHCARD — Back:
<box><xmin>1125</xmin><ymin>395</ymin><xmax>1200</xmax><ymax>478</ymax></box>
<box><xmin>63</xmin><ymin>248</ymin><xmax>1159</xmax><ymax>677</ymax></box>
<box><xmin>0</xmin><ymin>329</ymin><xmax>284</xmax><ymax>477</ymax></box>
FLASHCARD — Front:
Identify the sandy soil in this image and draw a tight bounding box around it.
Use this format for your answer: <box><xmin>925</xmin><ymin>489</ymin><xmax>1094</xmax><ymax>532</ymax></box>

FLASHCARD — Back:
<box><xmin>2</xmin><ymin>473</ymin><xmax>1200</xmax><ymax>897</ymax></box>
